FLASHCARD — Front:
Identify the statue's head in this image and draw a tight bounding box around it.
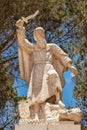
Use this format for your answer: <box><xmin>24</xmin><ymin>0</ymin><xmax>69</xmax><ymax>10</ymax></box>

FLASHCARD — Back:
<box><xmin>34</xmin><ymin>27</ymin><xmax>46</xmax><ymax>49</ymax></box>
<box><xmin>34</xmin><ymin>27</ymin><xmax>45</xmax><ymax>42</ymax></box>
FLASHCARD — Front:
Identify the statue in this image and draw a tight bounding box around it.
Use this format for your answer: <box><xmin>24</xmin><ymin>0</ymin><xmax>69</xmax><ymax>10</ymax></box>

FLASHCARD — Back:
<box><xmin>16</xmin><ymin>11</ymin><xmax>81</xmax><ymax>123</ymax></box>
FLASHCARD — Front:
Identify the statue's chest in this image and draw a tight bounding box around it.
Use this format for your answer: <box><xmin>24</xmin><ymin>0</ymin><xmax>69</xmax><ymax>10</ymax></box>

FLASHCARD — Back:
<box><xmin>33</xmin><ymin>49</ymin><xmax>52</xmax><ymax>63</ymax></box>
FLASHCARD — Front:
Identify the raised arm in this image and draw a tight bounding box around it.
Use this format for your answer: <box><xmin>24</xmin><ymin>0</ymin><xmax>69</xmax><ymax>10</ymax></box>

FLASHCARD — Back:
<box><xmin>16</xmin><ymin>10</ymin><xmax>39</xmax><ymax>53</ymax></box>
<box><xmin>16</xmin><ymin>19</ymin><xmax>34</xmax><ymax>54</ymax></box>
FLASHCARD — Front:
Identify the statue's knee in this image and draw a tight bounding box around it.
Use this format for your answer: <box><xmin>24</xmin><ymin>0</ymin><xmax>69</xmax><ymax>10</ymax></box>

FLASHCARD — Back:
<box><xmin>47</xmin><ymin>70</ymin><xmax>57</xmax><ymax>80</ymax></box>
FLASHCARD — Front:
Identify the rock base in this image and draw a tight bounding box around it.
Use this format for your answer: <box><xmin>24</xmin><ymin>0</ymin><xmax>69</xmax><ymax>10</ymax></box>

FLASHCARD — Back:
<box><xmin>15</xmin><ymin>121</ymin><xmax>81</xmax><ymax>130</ymax></box>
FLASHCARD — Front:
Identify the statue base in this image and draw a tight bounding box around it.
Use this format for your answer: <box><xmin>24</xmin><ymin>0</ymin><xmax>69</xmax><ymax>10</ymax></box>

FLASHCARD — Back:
<box><xmin>15</xmin><ymin>121</ymin><xmax>81</xmax><ymax>130</ymax></box>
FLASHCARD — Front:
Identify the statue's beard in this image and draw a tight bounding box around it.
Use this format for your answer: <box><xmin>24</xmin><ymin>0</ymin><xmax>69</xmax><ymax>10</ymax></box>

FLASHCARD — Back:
<box><xmin>37</xmin><ymin>39</ymin><xmax>46</xmax><ymax>49</ymax></box>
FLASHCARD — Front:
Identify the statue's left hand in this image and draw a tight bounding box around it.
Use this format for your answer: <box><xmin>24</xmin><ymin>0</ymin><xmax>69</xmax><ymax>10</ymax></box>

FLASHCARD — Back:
<box><xmin>69</xmin><ymin>65</ymin><xmax>78</xmax><ymax>76</ymax></box>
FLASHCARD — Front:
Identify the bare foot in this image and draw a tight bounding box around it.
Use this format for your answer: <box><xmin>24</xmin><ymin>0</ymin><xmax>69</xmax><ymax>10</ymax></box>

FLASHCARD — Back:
<box><xmin>33</xmin><ymin>114</ymin><xmax>39</xmax><ymax>123</ymax></box>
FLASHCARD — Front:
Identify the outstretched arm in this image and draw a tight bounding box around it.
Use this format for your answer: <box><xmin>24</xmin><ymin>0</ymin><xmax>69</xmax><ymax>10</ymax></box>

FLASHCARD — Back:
<box><xmin>50</xmin><ymin>44</ymin><xmax>78</xmax><ymax>76</ymax></box>
<box><xmin>16</xmin><ymin>10</ymin><xmax>39</xmax><ymax>53</ymax></box>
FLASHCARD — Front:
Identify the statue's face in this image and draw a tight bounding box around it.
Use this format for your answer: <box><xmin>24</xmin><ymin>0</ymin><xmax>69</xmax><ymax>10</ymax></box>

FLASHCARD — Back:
<box><xmin>34</xmin><ymin>27</ymin><xmax>45</xmax><ymax>42</ymax></box>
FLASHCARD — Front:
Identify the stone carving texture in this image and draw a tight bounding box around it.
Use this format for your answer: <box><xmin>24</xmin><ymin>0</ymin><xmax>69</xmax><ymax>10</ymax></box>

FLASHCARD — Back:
<box><xmin>16</xmin><ymin>11</ymin><xmax>81</xmax><ymax>124</ymax></box>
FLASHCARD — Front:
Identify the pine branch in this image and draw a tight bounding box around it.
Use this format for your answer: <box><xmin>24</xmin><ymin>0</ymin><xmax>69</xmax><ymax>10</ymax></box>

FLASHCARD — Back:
<box><xmin>0</xmin><ymin>56</ymin><xmax>18</xmax><ymax>65</ymax></box>
<box><xmin>1</xmin><ymin>39</ymin><xmax>16</xmax><ymax>54</ymax></box>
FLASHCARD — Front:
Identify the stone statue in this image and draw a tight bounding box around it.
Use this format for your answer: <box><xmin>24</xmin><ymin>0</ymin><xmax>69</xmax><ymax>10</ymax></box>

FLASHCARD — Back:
<box><xmin>16</xmin><ymin>11</ymin><xmax>81</xmax><ymax>123</ymax></box>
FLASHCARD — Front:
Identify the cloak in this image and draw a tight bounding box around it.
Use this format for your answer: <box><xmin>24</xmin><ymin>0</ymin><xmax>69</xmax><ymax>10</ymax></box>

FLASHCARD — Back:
<box><xmin>18</xmin><ymin>43</ymin><xmax>72</xmax><ymax>88</ymax></box>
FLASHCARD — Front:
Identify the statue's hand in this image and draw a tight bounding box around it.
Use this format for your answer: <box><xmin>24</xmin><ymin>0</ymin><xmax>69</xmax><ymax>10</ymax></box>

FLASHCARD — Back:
<box><xmin>16</xmin><ymin>19</ymin><xmax>24</xmax><ymax>28</ymax></box>
<box><xmin>15</xmin><ymin>17</ymin><xmax>28</xmax><ymax>28</ymax></box>
<box><xmin>69</xmin><ymin>65</ymin><xmax>78</xmax><ymax>76</ymax></box>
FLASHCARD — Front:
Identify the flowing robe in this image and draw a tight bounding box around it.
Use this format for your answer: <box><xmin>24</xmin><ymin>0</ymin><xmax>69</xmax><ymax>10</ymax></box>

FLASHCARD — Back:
<box><xmin>16</xmin><ymin>27</ymin><xmax>72</xmax><ymax>106</ymax></box>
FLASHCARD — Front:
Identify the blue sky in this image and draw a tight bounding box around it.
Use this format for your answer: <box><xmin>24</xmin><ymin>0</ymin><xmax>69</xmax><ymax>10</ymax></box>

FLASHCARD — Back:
<box><xmin>63</xmin><ymin>70</ymin><xmax>76</xmax><ymax>108</ymax></box>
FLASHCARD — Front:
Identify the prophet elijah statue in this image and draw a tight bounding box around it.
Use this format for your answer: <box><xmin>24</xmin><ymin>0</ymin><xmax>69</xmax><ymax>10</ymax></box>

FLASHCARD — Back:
<box><xmin>16</xmin><ymin>10</ymin><xmax>78</xmax><ymax>122</ymax></box>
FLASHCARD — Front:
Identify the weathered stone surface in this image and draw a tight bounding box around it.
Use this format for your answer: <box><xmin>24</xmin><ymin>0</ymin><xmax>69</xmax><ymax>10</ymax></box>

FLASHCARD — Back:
<box><xmin>15</xmin><ymin>121</ymin><xmax>81</xmax><ymax>130</ymax></box>
<box><xmin>15</xmin><ymin>123</ymin><xmax>46</xmax><ymax>130</ymax></box>
<box><xmin>48</xmin><ymin>122</ymin><xmax>81</xmax><ymax>130</ymax></box>
<box><xmin>45</xmin><ymin>102</ymin><xmax>82</xmax><ymax>123</ymax></box>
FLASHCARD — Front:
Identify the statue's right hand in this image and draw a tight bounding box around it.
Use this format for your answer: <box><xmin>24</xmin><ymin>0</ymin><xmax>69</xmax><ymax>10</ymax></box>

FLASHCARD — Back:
<box><xmin>16</xmin><ymin>19</ymin><xmax>24</xmax><ymax>28</ymax></box>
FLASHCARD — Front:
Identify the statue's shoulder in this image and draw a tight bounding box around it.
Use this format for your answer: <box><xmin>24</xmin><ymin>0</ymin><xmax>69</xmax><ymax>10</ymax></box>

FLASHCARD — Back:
<box><xmin>47</xmin><ymin>43</ymin><xmax>56</xmax><ymax>48</ymax></box>
<box><xmin>47</xmin><ymin>43</ymin><xmax>58</xmax><ymax>50</ymax></box>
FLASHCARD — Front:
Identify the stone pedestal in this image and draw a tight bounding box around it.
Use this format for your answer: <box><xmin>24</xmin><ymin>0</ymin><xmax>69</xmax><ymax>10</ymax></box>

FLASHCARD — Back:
<box><xmin>15</xmin><ymin>121</ymin><xmax>81</xmax><ymax>130</ymax></box>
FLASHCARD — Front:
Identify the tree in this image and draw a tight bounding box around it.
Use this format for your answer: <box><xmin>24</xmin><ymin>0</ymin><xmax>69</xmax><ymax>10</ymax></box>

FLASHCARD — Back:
<box><xmin>62</xmin><ymin>0</ymin><xmax>87</xmax><ymax>127</ymax></box>
<box><xmin>0</xmin><ymin>60</ymin><xmax>17</xmax><ymax>108</ymax></box>
<box><xmin>0</xmin><ymin>102</ymin><xmax>15</xmax><ymax>130</ymax></box>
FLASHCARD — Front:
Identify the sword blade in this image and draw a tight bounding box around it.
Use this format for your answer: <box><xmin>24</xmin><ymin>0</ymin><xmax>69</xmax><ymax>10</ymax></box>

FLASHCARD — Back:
<box><xmin>25</xmin><ymin>10</ymin><xmax>39</xmax><ymax>21</ymax></box>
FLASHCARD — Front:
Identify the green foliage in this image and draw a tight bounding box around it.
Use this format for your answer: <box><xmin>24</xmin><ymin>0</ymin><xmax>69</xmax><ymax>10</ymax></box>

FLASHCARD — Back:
<box><xmin>0</xmin><ymin>61</ymin><xmax>17</xmax><ymax>108</ymax></box>
<box><xmin>67</xmin><ymin>39</ymin><xmax>87</xmax><ymax>126</ymax></box>
<box><xmin>67</xmin><ymin>40</ymin><xmax>87</xmax><ymax>101</ymax></box>
<box><xmin>73</xmin><ymin>41</ymin><xmax>87</xmax><ymax>101</ymax></box>
<box><xmin>81</xmin><ymin>126</ymin><xmax>87</xmax><ymax>130</ymax></box>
